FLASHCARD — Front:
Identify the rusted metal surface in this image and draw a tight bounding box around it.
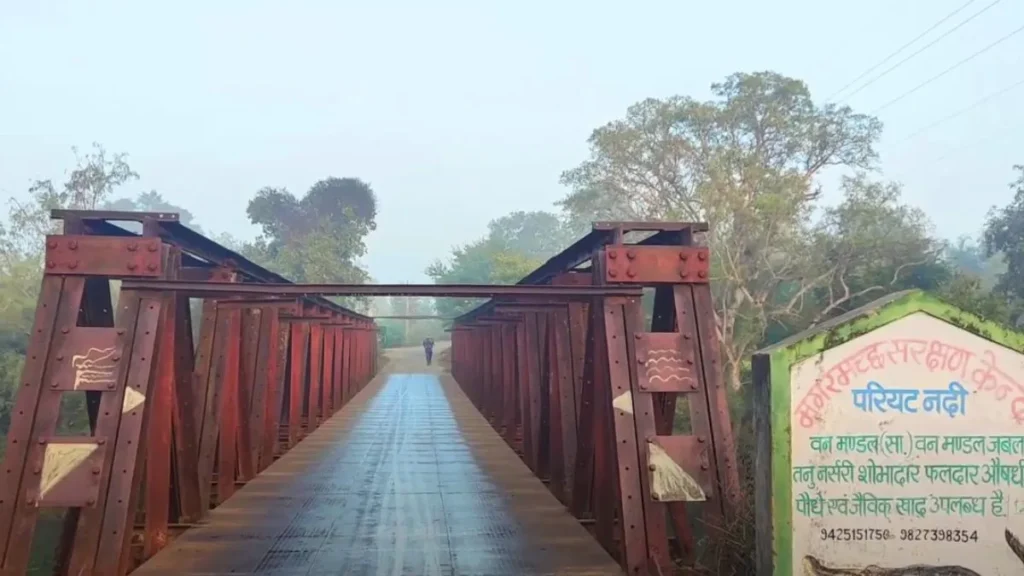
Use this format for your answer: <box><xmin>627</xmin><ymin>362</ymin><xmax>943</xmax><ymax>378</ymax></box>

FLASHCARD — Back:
<box><xmin>121</xmin><ymin>279</ymin><xmax>643</xmax><ymax>298</ymax></box>
<box><xmin>451</xmin><ymin>225</ymin><xmax>742</xmax><ymax>575</ymax></box>
<box><xmin>0</xmin><ymin>212</ymin><xmax>377</xmax><ymax>575</ymax></box>
<box><xmin>603</xmin><ymin>245</ymin><xmax>710</xmax><ymax>283</ymax></box>
<box><xmin>0</xmin><ymin>212</ymin><xmax>741</xmax><ymax>575</ymax></box>
<box><xmin>133</xmin><ymin>349</ymin><xmax>621</xmax><ymax>575</ymax></box>
<box><xmin>44</xmin><ymin>235</ymin><xmax>164</xmax><ymax>277</ymax></box>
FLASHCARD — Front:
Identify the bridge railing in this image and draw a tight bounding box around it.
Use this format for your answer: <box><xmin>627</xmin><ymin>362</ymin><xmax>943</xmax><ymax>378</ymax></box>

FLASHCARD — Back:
<box><xmin>0</xmin><ymin>211</ymin><xmax>378</xmax><ymax>575</ymax></box>
<box><xmin>449</xmin><ymin>222</ymin><xmax>742</xmax><ymax>575</ymax></box>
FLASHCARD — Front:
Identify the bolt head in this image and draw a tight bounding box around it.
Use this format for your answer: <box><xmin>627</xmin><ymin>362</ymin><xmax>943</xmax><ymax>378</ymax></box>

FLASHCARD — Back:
<box><xmin>698</xmin><ymin>251</ymin><xmax>707</xmax><ymax>261</ymax></box>
<box><xmin>609</xmin><ymin>269</ymin><xmax>618</xmax><ymax>278</ymax></box>
<box><xmin>608</xmin><ymin>250</ymin><xmax>618</xmax><ymax>259</ymax></box>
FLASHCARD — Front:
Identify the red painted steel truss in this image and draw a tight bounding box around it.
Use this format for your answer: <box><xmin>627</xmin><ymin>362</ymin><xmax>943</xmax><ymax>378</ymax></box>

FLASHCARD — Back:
<box><xmin>450</xmin><ymin>229</ymin><xmax>741</xmax><ymax>575</ymax></box>
<box><xmin>0</xmin><ymin>212</ymin><xmax>740</xmax><ymax>575</ymax></box>
<box><xmin>0</xmin><ymin>212</ymin><xmax>378</xmax><ymax>575</ymax></box>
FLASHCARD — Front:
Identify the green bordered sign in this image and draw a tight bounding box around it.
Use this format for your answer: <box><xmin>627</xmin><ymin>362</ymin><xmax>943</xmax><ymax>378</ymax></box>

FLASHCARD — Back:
<box><xmin>753</xmin><ymin>290</ymin><xmax>1024</xmax><ymax>576</ymax></box>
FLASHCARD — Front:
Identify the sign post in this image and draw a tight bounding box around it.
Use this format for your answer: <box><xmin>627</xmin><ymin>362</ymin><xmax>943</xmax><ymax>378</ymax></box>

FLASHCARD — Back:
<box><xmin>754</xmin><ymin>290</ymin><xmax>1024</xmax><ymax>575</ymax></box>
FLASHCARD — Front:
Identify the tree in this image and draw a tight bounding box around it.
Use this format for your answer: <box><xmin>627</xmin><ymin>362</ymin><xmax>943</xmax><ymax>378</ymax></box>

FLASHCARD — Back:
<box><xmin>485</xmin><ymin>211</ymin><xmax>575</xmax><ymax>261</ymax></box>
<box><xmin>984</xmin><ymin>166</ymin><xmax>1024</xmax><ymax>301</ymax></box>
<box><xmin>557</xmin><ymin>71</ymin><xmax>946</xmax><ymax>390</ymax></box>
<box><xmin>103</xmin><ymin>190</ymin><xmax>199</xmax><ymax>230</ymax></box>
<box><xmin>244</xmin><ymin>178</ymin><xmax>378</xmax><ymax>312</ymax></box>
<box><xmin>1</xmin><ymin>144</ymin><xmax>138</xmax><ymax>261</ymax></box>
<box><xmin>426</xmin><ymin>238</ymin><xmax>544</xmax><ymax>319</ymax></box>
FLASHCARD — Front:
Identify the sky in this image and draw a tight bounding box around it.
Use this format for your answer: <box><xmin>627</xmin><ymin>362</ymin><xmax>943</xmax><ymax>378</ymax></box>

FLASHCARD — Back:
<box><xmin>2</xmin><ymin>0</ymin><xmax>1023</xmax><ymax>282</ymax></box>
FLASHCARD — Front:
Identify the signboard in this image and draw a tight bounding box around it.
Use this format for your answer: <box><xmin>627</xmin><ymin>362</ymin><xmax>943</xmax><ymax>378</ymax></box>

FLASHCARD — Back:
<box><xmin>753</xmin><ymin>290</ymin><xmax>1024</xmax><ymax>576</ymax></box>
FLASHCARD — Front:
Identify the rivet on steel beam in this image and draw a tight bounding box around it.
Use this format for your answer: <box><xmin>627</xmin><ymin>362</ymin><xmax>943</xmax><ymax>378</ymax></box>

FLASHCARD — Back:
<box><xmin>33</xmin><ymin>466</ymin><xmax>41</xmax><ymax>475</ymax></box>
<box><xmin>701</xmin><ymin>463</ymin><xmax>709</xmax><ymax>470</ymax></box>
<box><xmin>646</xmin><ymin>437</ymin><xmax>654</xmax><ymax>443</ymax></box>
<box><xmin>68</xmin><ymin>240</ymin><xmax>78</xmax><ymax>250</ymax></box>
<box><xmin>698</xmin><ymin>251</ymin><xmax>707</xmax><ymax>261</ymax></box>
<box><xmin>626</xmin><ymin>249</ymin><xmax>636</xmax><ymax>260</ymax></box>
<box><xmin>687</xmin><ymin>357</ymin><xmax>694</xmax><ymax>365</ymax></box>
<box><xmin>92</xmin><ymin>466</ymin><xmax>101</xmax><ymax>475</ymax></box>
<box><xmin>97</xmin><ymin>439</ymin><xmax>106</xmax><ymax>445</ymax></box>
<box><xmin>60</xmin><ymin>327</ymin><xmax>69</xmax><ymax>334</ymax></box>
<box><xmin>634</xmin><ymin>333</ymin><xmax>642</xmax><ymax>340</ymax></box>
<box><xmin>38</xmin><ymin>438</ymin><xmax>46</xmax><ymax>445</ymax></box>
<box><xmin>55</xmin><ymin>354</ymin><xmax>63</xmax><ymax>361</ymax></box>
<box><xmin>683</xmin><ymin>332</ymin><xmax>691</xmax><ymax>340</ymax></box>
<box><xmin>111</xmin><ymin>355</ymin><xmax>120</xmax><ymax>362</ymax></box>
<box><xmin>46</xmin><ymin>240</ymin><xmax>57</xmax><ymax>249</ymax></box>
<box><xmin>652</xmin><ymin>493</ymin><xmax>660</xmax><ymax>501</ymax></box>
<box><xmin>698</xmin><ymin>270</ymin><xmax>707</xmax><ymax>279</ymax></box>
<box><xmin>127</xmin><ymin>263</ymin><xmax>137</xmax><ymax>271</ymax></box>
<box><xmin>50</xmin><ymin>382</ymin><xmax>58</xmax><ymax>388</ymax></box>
<box><xmin>648</xmin><ymin>464</ymin><xmax>656</xmax><ymax>471</ymax></box>
<box><xmin>67</xmin><ymin>261</ymin><xmax>78</xmax><ymax>270</ymax></box>
<box><xmin>107</xmin><ymin>382</ymin><xmax>115</xmax><ymax>389</ymax></box>
<box><xmin>698</xmin><ymin>436</ymin><xmax>706</xmax><ymax>443</ymax></box>
<box><xmin>127</xmin><ymin>242</ymin><xmax>138</xmax><ymax>252</ymax></box>
<box><xmin>46</xmin><ymin>261</ymin><xmax>56</xmax><ymax>269</ymax></box>
<box><xmin>679</xmin><ymin>270</ymin><xmax>688</xmax><ymax>278</ymax></box>
<box><xmin>147</xmin><ymin>263</ymin><xmax>158</xmax><ymax>272</ymax></box>
<box><xmin>679</xmin><ymin>252</ymin><xmax>688</xmax><ymax>261</ymax></box>
<box><xmin>86</xmin><ymin>497</ymin><xmax>95</xmax><ymax>505</ymax></box>
<box><xmin>147</xmin><ymin>243</ymin><xmax>159</xmax><ymax>252</ymax></box>
<box><xmin>25</xmin><ymin>497</ymin><xmax>34</xmax><ymax>505</ymax></box>
<box><xmin>637</xmin><ymin>357</ymin><xmax>645</xmax><ymax>365</ymax></box>
<box><xmin>609</xmin><ymin>269</ymin><xmax>618</xmax><ymax>278</ymax></box>
<box><xmin>116</xmin><ymin>329</ymin><xmax>125</xmax><ymax>335</ymax></box>
<box><xmin>608</xmin><ymin>250</ymin><xmax>618</xmax><ymax>259</ymax></box>
<box><xmin>626</xmin><ymin>268</ymin><xmax>636</xmax><ymax>278</ymax></box>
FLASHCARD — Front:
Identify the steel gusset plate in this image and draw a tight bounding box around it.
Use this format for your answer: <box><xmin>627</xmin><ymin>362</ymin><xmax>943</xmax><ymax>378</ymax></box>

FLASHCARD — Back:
<box><xmin>635</xmin><ymin>332</ymin><xmax>698</xmax><ymax>393</ymax></box>
<box><xmin>603</xmin><ymin>245</ymin><xmax>710</xmax><ymax>283</ymax></box>
<box><xmin>27</xmin><ymin>437</ymin><xmax>109</xmax><ymax>507</ymax></box>
<box><xmin>646</xmin><ymin>435</ymin><xmax>712</xmax><ymax>503</ymax></box>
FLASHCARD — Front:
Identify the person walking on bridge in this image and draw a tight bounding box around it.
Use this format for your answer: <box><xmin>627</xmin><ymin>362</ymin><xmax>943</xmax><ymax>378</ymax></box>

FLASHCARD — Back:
<box><xmin>422</xmin><ymin>337</ymin><xmax>435</xmax><ymax>366</ymax></box>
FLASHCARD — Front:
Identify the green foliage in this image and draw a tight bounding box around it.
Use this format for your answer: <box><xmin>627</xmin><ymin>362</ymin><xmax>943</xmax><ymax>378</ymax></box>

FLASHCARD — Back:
<box><xmin>984</xmin><ymin>166</ymin><xmax>1024</xmax><ymax>301</ymax></box>
<box><xmin>426</xmin><ymin>211</ymin><xmax>569</xmax><ymax>318</ymax></box>
<box><xmin>243</xmin><ymin>178</ymin><xmax>378</xmax><ymax>312</ymax></box>
<box><xmin>104</xmin><ymin>190</ymin><xmax>199</xmax><ymax>230</ymax></box>
<box><xmin>557</xmin><ymin>71</ymin><xmax>942</xmax><ymax>390</ymax></box>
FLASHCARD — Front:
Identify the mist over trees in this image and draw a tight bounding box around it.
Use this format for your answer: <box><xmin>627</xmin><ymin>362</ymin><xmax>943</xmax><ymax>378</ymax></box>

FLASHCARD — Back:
<box><xmin>427</xmin><ymin>71</ymin><xmax>1017</xmax><ymax>392</ymax></box>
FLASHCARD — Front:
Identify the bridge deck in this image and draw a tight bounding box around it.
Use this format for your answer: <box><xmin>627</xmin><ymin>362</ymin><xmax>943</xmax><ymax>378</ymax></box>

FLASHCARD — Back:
<box><xmin>135</xmin><ymin>349</ymin><xmax>621</xmax><ymax>576</ymax></box>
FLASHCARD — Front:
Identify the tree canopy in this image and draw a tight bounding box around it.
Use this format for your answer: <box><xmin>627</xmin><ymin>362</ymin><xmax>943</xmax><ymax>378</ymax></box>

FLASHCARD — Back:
<box><xmin>425</xmin><ymin>211</ymin><xmax>571</xmax><ymax>318</ymax></box>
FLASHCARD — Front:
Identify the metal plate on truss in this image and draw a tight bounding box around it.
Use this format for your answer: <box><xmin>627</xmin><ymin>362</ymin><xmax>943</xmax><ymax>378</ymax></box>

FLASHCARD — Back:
<box><xmin>635</xmin><ymin>332</ymin><xmax>698</xmax><ymax>392</ymax></box>
<box><xmin>603</xmin><ymin>245</ymin><xmax>709</xmax><ymax>284</ymax></box>
<box><xmin>45</xmin><ymin>235</ymin><xmax>163</xmax><ymax>277</ymax></box>
<box><xmin>27</xmin><ymin>437</ymin><xmax>109</xmax><ymax>508</ymax></box>
<box><xmin>50</xmin><ymin>328</ymin><xmax>122</xmax><ymax>391</ymax></box>
<box><xmin>646</xmin><ymin>435</ymin><xmax>711</xmax><ymax>503</ymax></box>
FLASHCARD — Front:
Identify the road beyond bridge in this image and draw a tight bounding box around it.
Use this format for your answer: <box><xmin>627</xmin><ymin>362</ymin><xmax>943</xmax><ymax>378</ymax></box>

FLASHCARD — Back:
<box><xmin>0</xmin><ymin>211</ymin><xmax>740</xmax><ymax>575</ymax></box>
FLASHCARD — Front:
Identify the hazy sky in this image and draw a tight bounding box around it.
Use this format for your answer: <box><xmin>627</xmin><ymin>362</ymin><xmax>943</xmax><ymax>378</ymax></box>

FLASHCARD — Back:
<box><xmin>2</xmin><ymin>0</ymin><xmax>1022</xmax><ymax>282</ymax></box>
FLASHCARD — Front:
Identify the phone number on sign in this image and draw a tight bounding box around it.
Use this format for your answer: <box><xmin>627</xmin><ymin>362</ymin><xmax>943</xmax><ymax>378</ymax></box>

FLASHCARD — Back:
<box><xmin>900</xmin><ymin>528</ymin><xmax>978</xmax><ymax>543</ymax></box>
<box><xmin>819</xmin><ymin>528</ymin><xmax>979</xmax><ymax>543</ymax></box>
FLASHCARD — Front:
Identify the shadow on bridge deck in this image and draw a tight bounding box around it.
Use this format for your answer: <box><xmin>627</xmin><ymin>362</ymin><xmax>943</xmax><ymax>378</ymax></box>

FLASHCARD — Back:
<box><xmin>134</xmin><ymin>346</ymin><xmax>621</xmax><ymax>576</ymax></box>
